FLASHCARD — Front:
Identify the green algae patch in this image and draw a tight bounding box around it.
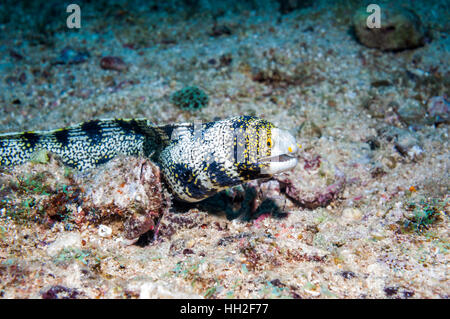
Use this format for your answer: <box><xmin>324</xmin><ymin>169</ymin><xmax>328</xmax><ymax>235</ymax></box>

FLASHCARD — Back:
<box><xmin>171</xmin><ymin>86</ymin><xmax>209</xmax><ymax>112</ymax></box>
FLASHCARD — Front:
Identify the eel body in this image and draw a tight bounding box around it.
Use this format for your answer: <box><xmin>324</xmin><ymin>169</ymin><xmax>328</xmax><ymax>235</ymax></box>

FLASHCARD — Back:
<box><xmin>0</xmin><ymin>116</ymin><xmax>298</xmax><ymax>202</ymax></box>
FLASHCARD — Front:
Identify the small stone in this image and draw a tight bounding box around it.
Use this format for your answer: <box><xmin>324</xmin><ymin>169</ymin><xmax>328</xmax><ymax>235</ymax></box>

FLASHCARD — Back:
<box><xmin>219</xmin><ymin>53</ymin><xmax>233</xmax><ymax>67</ymax></box>
<box><xmin>42</xmin><ymin>285</ymin><xmax>80</xmax><ymax>299</ymax></box>
<box><xmin>362</xmin><ymin>96</ymin><xmax>398</xmax><ymax>119</ymax></box>
<box><xmin>406</xmin><ymin>145</ymin><xmax>424</xmax><ymax>160</ymax></box>
<box><xmin>9</xmin><ymin>50</ymin><xmax>24</xmax><ymax>60</ymax></box>
<box><xmin>371</xmin><ymin>80</ymin><xmax>391</xmax><ymax>88</ymax></box>
<box><xmin>139</xmin><ymin>282</ymin><xmax>201</xmax><ymax>299</ymax></box>
<box><xmin>341</xmin><ymin>208</ymin><xmax>363</xmax><ymax>222</ymax></box>
<box><xmin>340</xmin><ymin>271</ymin><xmax>356</xmax><ymax>279</ymax></box>
<box><xmin>366</xmin><ymin>137</ymin><xmax>380</xmax><ymax>150</ymax></box>
<box><xmin>47</xmin><ymin>233</ymin><xmax>81</xmax><ymax>257</ymax></box>
<box><xmin>100</xmin><ymin>56</ymin><xmax>128</xmax><ymax>72</ymax></box>
<box><xmin>18</xmin><ymin>72</ymin><xmax>26</xmax><ymax>84</ymax></box>
<box><xmin>427</xmin><ymin>96</ymin><xmax>449</xmax><ymax>124</ymax></box>
<box><xmin>388</xmin><ymin>127</ymin><xmax>423</xmax><ymax>160</ymax></box>
<box><xmin>98</xmin><ymin>224</ymin><xmax>112</xmax><ymax>237</ymax></box>
<box><xmin>182</xmin><ymin>248</ymin><xmax>194</xmax><ymax>255</ymax></box>
<box><xmin>402</xmin><ymin>289</ymin><xmax>415</xmax><ymax>298</ymax></box>
<box><xmin>396</xmin><ymin>100</ymin><xmax>427</xmax><ymax>125</ymax></box>
<box><xmin>304</xmin><ymin>287</ymin><xmax>321</xmax><ymax>296</ymax></box>
<box><xmin>298</xmin><ymin>120</ymin><xmax>321</xmax><ymax>138</ymax></box>
<box><xmin>210</xmin><ymin>24</ymin><xmax>232</xmax><ymax>37</ymax></box>
<box><xmin>353</xmin><ymin>4</ymin><xmax>426</xmax><ymax>51</ymax></box>
<box><xmin>277</xmin><ymin>0</ymin><xmax>313</xmax><ymax>14</ymax></box>
<box><xmin>56</xmin><ymin>46</ymin><xmax>89</xmax><ymax>64</ymax></box>
<box><xmin>384</xmin><ymin>286</ymin><xmax>399</xmax><ymax>296</ymax></box>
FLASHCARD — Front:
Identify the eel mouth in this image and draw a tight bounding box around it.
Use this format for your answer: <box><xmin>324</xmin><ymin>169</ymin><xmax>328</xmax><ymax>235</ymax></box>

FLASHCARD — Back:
<box><xmin>257</xmin><ymin>127</ymin><xmax>300</xmax><ymax>174</ymax></box>
<box><xmin>259</xmin><ymin>153</ymin><xmax>297</xmax><ymax>163</ymax></box>
<box><xmin>258</xmin><ymin>153</ymin><xmax>298</xmax><ymax>174</ymax></box>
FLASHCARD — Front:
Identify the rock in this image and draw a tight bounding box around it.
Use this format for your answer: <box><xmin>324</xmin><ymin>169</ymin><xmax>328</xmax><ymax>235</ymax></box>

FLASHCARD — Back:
<box><xmin>42</xmin><ymin>285</ymin><xmax>80</xmax><ymax>299</ymax></box>
<box><xmin>378</xmin><ymin>126</ymin><xmax>423</xmax><ymax>160</ymax></box>
<box><xmin>47</xmin><ymin>232</ymin><xmax>82</xmax><ymax>257</ymax></box>
<box><xmin>139</xmin><ymin>282</ymin><xmax>202</xmax><ymax>299</ymax></box>
<box><xmin>297</xmin><ymin>120</ymin><xmax>322</xmax><ymax>138</ymax></box>
<box><xmin>427</xmin><ymin>96</ymin><xmax>450</xmax><ymax>124</ymax></box>
<box><xmin>341</xmin><ymin>207</ymin><xmax>363</xmax><ymax>222</ymax></box>
<box><xmin>9</xmin><ymin>50</ymin><xmax>24</xmax><ymax>61</ymax></box>
<box><xmin>405</xmin><ymin>145</ymin><xmax>424</xmax><ymax>160</ymax></box>
<box><xmin>77</xmin><ymin>157</ymin><xmax>168</xmax><ymax>241</ymax></box>
<box><xmin>56</xmin><ymin>46</ymin><xmax>89</xmax><ymax>64</ymax></box>
<box><xmin>98</xmin><ymin>224</ymin><xmax>112</xmax><ymax>237</ymax></box>
<box><xmin>361</xmin><ymin>94</ymin><xmax>403</xmax><ymax>125</ymax></box>
<box><xmin>353</xmin><ymin>4</ymin><xmax>426</xmax><ymax>51</ymax></box>
<box><xmin>210</xmin><ymin>24</ymin><xmax>232</xmax><ymax>37</ymax></box>
<box><xmin>277</xmin><ymin>0</ymin><xmax>313</xmax><ymax>14</ymax></box>
<box><xmin>396</xmin><ymin>100</ymin><xmax>427</xmax><ymax>125</ymax></box>
<box><xmin>100</xmin><ymin>56</ymin><xmax>128</xmax><ymax>72</ymax></box>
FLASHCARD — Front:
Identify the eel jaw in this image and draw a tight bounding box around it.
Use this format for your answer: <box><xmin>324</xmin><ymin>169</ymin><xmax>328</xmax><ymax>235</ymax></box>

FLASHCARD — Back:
<box><xmin>259</xmin><ymin>128</ymin><xmax>299</xmax><ymax>175</ymax></box>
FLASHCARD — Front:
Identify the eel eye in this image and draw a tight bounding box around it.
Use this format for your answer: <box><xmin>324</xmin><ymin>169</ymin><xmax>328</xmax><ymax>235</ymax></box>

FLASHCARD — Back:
<box><xmin>267</xmin><ymin>139</ymin><xmax>272</xmax><ymax>147</ymax></box>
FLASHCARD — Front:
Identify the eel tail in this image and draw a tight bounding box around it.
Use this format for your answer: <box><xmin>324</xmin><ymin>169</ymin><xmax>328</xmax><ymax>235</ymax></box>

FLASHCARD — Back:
<box><xmin>0</xmin><ymin>118</ymin><xmax>171</xmax><ymax>171</ymax></box>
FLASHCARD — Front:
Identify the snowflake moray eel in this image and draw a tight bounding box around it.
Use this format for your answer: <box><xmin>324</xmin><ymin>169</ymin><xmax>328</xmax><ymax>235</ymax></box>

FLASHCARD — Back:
<box><xmin>0</xmin><ymin>116</ymin><xmax>299</xmax><ymax>202</ymax></box>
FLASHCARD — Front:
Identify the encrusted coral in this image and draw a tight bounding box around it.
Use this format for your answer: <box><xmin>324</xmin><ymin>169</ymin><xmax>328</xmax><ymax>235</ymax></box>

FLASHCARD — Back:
<box><xmin>0</xmin><ymin>153</ymin><xmax>169</xmax><ymax>243</ymax></box>
<box><xmin>77</xmin><ymin>156</ymin><xmax>170</xmax><ymax>242</ymax></box>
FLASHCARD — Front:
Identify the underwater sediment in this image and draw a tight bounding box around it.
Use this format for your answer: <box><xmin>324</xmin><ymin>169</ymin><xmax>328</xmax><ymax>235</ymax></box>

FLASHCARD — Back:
<box><xmin>0</xmin><ymin>0</ymin><xmax>448</xmax><ymax>299</ymax></box>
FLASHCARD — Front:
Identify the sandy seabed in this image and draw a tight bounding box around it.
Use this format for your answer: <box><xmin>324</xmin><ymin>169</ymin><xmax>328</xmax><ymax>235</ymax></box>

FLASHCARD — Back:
<box><xmin>0</xmin><ymin>0</ymin><xmax>448</xmax><ymax>298</ymax></box>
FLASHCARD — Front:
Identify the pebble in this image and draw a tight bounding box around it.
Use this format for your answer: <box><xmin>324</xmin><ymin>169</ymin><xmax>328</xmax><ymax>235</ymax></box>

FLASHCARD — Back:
<box><xmin>363</xmin><ymin>95</ymin><xmax>398</xmax><ymax>119</ymax></box>
<box><xmin>47</xmin><ymin>233</ymin><xmax>82</xmax><ymax>257</ymax></box>
<box><xmin>394</xmin><ymin>129</ymin><xmax>423</xmax><ymax>159</ymax></box>
<box><xmin>396</xmin><ymin>100</ymin><xmax>427</xmax><ymax>125</ymax></box>
<box><xmin>341</xmin><ymin>208</ymin><xmax>363</xmax><ymax>222</ymax></box>
<box><xmin>98</xmin><ymin>224</ymin><xmax>112</xmax><ymax>237</ymax></box>
<box><xmin>210</xmin><ymin>24</ymin><xmax>232</xmax><ymax>37</ymax></box>
<box><xmin>297</xmin><ymin>120</ymin><xmax>322</xmax><ymax>138</ymax></box>
<box><xmin>427</xmin><ymin>96</ymin><xmax>449</xmax><ymax>124</ymax></box>
<box><xmin>378</xmin><ymin>125</ymin><xmax>423</xmax><ymax>160</ymax></box>
<box><xmin>100</xmin><ymin>56</ymin><xmax>128</xmax><ymax>72</ymax></box>
<box><xmin>139</xmin><ymin>282</ymin><xmax>200</xmax><ymax>299</ymax></box>
<box><xmin>278</xmin><ymin>0</ymin><xmax>313</xmax><ymax>14</ymax></box>
<box><xmin>42</xmin><ymin>285</ymin><xmax>80</xmax><ymax>299</ymax></box>
<box><xmin>9</xmin><ymin>49</ymin><xmax>24</xmax><ymax>60</ymax></box>
<box><xmin>353</xmin><ymin>4</ymin><xmax>426</xmax><ymax>51</ymax></box>
<box><xmin>304</xmin><ymin>287</ymin><xmax>321</xmax><ymax>296</ymax></box>
<box><xmin>407</xmin><ymin>145</ymin><xmax>424</xmax><ymax>159</ymax></box>
<box><xmin>56</xmin><ymin>46</ymin><xmax>89</xmax><ymax>64</ymax></box>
